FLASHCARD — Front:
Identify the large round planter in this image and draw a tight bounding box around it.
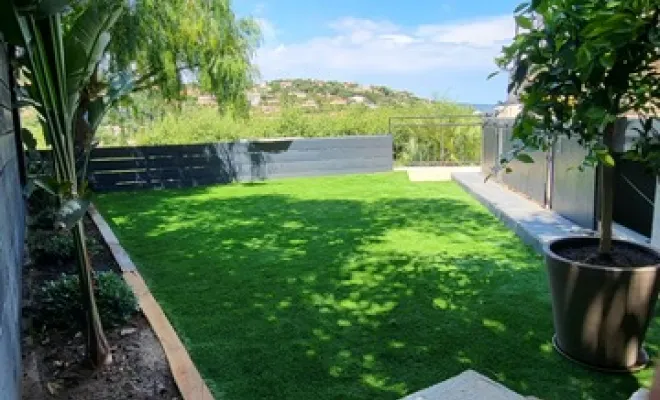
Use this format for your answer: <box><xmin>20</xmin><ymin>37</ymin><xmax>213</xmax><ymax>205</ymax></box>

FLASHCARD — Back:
<box><xmin>545</xmin><ymin>237</ymin><xmax>660</xmax><ymax>372</ymax></box>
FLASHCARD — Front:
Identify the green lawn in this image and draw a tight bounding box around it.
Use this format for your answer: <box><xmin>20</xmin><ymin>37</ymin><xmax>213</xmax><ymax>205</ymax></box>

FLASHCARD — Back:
<box><xmin>95</xmin><ymin>172</ymin><xmax>658</xmax><ymax>400</ymax></box>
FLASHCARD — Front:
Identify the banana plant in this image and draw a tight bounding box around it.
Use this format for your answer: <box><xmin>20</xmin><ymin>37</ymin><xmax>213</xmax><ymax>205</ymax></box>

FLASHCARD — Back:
<box><xmin>3</xmin><ymin>0</ymin><xmax>126</xmax><ymax>366</ymax></box>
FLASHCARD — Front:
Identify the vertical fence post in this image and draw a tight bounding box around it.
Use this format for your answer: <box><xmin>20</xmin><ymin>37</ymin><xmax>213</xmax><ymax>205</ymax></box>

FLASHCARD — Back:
<box><xmin>481</xmin><ymin>120</ymin><xmax>486</xmax><ymax>171</ymax></box>
<box><xmin>545</xmin><ymin>138</ymin><xmax>556</xmax><ymax>209</ymax></box>
<box><xmin>440</xmin><ymin>130</ymin><xmax>445</xmax><ymax>165</ymax></box>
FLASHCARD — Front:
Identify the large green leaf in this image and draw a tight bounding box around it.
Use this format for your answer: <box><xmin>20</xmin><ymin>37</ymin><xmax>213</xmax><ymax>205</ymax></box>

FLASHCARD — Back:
<box><xmin>13</xmin><ymin>0</ymin><xmax>71</xmax><ymax>16</ymax></box>
<box><xmin>516</xmin><ymin>153</ymin><xmax>535</xmax><ymax>163</ymax></box>
<box><xmin>64</xmin><ymin>2</ymin><xmax>124</xmax><ymax>115</ymax></box>
<box><xmin>515</xmin><ymin>15</ymin><xmax>533</xmax><ymax>30</ymax></box>
<box><xmin>21</xmin><ymin>127</ymin><xmax>38</xmax><ymax>150</ymax></box>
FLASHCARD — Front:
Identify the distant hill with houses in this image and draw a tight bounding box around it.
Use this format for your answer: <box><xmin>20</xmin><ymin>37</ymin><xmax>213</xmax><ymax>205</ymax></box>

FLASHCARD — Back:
<box><xmin>190</xmin><ymin>79</ymin><xmax>433</xmax><ymax>113</ymax></box>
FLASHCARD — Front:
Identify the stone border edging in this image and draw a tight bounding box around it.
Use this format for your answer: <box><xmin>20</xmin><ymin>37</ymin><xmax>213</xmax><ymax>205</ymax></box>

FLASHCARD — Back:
<box><xmin>88</xmin><ymin>204</ymin><xmax>214</xmax><ymax>400</ymax></box>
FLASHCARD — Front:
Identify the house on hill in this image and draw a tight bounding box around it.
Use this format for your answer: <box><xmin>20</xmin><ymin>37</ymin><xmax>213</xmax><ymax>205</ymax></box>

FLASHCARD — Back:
<box><xmin>349</xmin><ymin>95</ymin><xmax>367</xmax><ymax>104</ymax></box>
<box><xmin>330</xmin><ymin>98</ymin><xmax>348</xmax><ymax>106</ymax></box>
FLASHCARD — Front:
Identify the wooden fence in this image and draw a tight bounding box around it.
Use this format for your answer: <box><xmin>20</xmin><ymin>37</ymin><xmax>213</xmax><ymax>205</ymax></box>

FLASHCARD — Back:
<box><xmin>53</xmin><ymin>135</ymin><xmax>393</xmax><ymax>192</ymax></box>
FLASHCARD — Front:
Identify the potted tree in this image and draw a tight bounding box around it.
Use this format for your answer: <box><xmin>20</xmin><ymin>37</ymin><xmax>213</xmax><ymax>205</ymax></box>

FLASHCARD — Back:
<box><xmin>493</xmin><ymin>1</ymin><xmax>660</xmax><ymax>371</ymax></box>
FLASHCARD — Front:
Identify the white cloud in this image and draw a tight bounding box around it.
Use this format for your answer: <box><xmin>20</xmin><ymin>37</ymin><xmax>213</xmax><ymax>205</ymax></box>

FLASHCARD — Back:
<box><xmin>329</xmin><ymin>17</ymin><xmax>400</xmax><ymax>34</ymax></box>
<box><xmin>252</xmin><ymin>15</ymin><xmax>515</xmax><ymax>101</ymax></box>
<box><xmin>255</xmin><ymin>17</ymin><xmax>277</xmax><ymax>42</ymax></box>
<box><xmin>416</xmin><ymin>17</ymin><xmax>514</xmax><ymax>46</ymax></box>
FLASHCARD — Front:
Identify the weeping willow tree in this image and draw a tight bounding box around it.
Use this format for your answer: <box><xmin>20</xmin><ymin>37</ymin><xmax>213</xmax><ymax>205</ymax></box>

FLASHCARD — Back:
<box><xmin>108</xmin><ymin>0</ymin><xmax>260</xmax><ymax>104</ymax></box>
<box><xmin>72</xmin><ymin>0</ymin><xmax>261</xmax><ymax>187</ymax></box>
<box><xmin>1</xmin><ymin>0</ymin><xmax>260</xmax><ymax>367</ymax></box>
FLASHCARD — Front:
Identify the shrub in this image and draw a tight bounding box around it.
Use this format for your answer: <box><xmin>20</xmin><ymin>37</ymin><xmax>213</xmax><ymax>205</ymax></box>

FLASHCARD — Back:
<box><xmin>35</xmin><ymin>271</ymin><xmax>139</xmax><ymax>331</ymax></box>
<box><xmin>28</xmin><ymin>229</ymin><xmax>102</xmax><ymax>264</ymax></box>
<box><xmin>28</xmin><ymin>207</ymin><xmax>57</xmax><ymax>230</ymax></box>
<box><xmin>29</xmin><ymin>230</ymin><xmax>75</xmax><ymax>264</ymax></box>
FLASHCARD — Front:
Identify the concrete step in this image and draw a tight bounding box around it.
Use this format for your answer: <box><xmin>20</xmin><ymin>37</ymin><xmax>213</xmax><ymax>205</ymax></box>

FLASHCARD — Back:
<box><xmin>401</xmin><ymin>370</ymin><xmax>527</xmax><ymax>400</ymax></box>
<box><xmin>396</xmin><ymin>166</ymin><xmax>481</xmax><ymax>182</ymax></box>
<box><xmin>451</xmin><ymin>171</ymin><xmax>650</xmax><ymax>254</ymax></box>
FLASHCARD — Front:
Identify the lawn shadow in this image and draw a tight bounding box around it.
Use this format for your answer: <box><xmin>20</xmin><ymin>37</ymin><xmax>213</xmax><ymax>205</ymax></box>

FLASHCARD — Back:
<box><xmin>97</xmin><ymin>187</ymin><xmax>645</xmax><ymax>400</ymax></box>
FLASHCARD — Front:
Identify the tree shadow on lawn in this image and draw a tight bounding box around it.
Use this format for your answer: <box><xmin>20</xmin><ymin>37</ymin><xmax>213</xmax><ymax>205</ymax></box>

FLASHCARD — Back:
<box><xmin>98</xmin><ymin>188</ymin><xmax>648</xmax><ymax>400</ymax></box>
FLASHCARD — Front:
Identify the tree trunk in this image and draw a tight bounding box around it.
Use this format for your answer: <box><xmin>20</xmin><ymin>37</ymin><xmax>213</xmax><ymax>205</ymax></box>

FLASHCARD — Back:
<box><xmin>72</xmin><ymin>221</ymin><xmax>111</xmax><ymax>367</ymax></box>
<box><xmin>598</xmin><ymin>123</ymin><xmax>615</xmax><ymax>255</ymax></box>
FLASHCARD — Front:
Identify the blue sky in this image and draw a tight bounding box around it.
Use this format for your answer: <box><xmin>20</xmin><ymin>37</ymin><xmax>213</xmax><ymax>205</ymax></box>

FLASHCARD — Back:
<box><xmin>234</xmin><ymin>0</ymin><xmax>521</xmax><ymax>104</ymax></box>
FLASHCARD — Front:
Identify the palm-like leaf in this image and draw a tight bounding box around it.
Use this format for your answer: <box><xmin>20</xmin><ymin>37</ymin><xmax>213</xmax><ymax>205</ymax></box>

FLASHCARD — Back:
<box><xmin>6</xmin><ymin>0</ymin><xmax>125</xmax><ymax>367</ymax></box>
<box><xmin>14</xmin><ymin>0</ymin><xmax>71</xmax><ymax>16</ymax></box>
<box><xmin>64</xmin><ymin>2</ymin><xmax>123</xmax><ymax>117</ymax></box>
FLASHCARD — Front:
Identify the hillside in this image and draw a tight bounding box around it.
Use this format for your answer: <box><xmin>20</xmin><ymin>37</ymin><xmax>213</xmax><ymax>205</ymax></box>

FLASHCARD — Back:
<box><xmin>242</xmin><ymin>79</ymin><xmax>431</xmax><ymax>113</ymax></box>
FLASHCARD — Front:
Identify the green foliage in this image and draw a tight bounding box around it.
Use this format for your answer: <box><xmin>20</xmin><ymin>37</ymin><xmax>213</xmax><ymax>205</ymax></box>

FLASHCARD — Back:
<box><xmin>496</xmin><ymin>0</ymin><xmax>660</xmax><ymax>171</ymax></box>
<box><xmin>35</xmin><ymin>271</ymin><xmax>139</xmax><ymax>331</ymax></box>
<box><xmin>255</xmin><ymin>79</ymin><xmax>427</xmax><ymax>109</ymax></box>
<box><xmin>392</xmin><ymin>116</ymin><xmax>482</xmax><ymax>165</ymax></box>
<box><xmin>9</xmin><ymin>0</ymin><xmax>120</xmax><ymax>215</ymax></box>
<box><xmin>98</xmin><ymin>100</ymin><xmax>480</xmax><ymax>164</ymax></box>
<box><xmin>29</xmin><ymin>230</ymin><xmax>76</xmax><ymax>264</ymax></box>
<box><xmin>496</xmin><ymin>0</ymin><xmax>660</xmax><ymax>253</ymax></box>
<box><xmin>28</xmin><ymin>228</ymin><xmax>103</xmax><ymax>264</ymax></box>
<box><xmin>26</xmin><ymin>190</ymin><xmax>101</xmax><ymax>265</ymax></box>
<box><xmin>27</xmin><ymin>188</ymin><xmax>59</xmax><ymax>225</ymax></box>
<box><xmin>104</xmin><ymin>0</ymin><xmax>260</xmax><ymax>114</ymax></box>
<box><xmin>625</xmin><ymin>118</ymin><xmax>660</xmax><ymax>172</ymax></box>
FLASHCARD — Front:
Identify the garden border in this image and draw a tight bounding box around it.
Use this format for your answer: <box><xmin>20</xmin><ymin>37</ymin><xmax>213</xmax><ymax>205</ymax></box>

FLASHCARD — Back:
<box><xmin>88</xmin><ymin>204</ymin><xmax>214</xmax><ymax>400</ymax></box>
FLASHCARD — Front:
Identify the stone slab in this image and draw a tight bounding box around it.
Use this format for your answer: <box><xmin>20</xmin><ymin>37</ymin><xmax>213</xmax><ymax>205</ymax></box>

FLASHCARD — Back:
<box><xmin>401</xmin><ymin>370</ymin><xmax>525</xmax><ymax>400</ymax></box>
<box><xmin>396</xmin><ymin>166</ymin><xmax>482</xmax><ymax>182</ymax></box>
<box><xmin>452</xmin><ymin>171</ymin><xmax>650</xmax><ymax>254</ymax></box>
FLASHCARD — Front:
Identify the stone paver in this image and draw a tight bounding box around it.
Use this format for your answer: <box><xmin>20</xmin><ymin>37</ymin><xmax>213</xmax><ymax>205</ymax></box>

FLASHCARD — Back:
<box><xmin>629</xmin><ymin>388</ymin><xmax>649</xmax><ymax>400</ymax></box>
<box><xmin>401</xmin><ymin>370</ymin><xmax>526</xmax><ymax>400</ymax></box>
<box><xmin>452</xmin><ymin>171</ymin><xmax>650</xmax><ymax>253</ymax></box>
<box><xmin>396</xmin><ymin>166</ymin><xmax>481</xmax><ymax>182</ymax></box>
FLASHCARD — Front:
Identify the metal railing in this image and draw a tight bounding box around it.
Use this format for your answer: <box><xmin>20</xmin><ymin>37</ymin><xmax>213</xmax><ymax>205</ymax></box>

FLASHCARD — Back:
<box><xmin>389</xmin><ymin>115</ymin><xmax>484</xmax><ymax>166</ymax></box>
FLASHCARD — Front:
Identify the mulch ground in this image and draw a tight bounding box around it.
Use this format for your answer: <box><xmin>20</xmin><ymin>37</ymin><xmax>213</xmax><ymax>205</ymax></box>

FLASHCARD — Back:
<box><xmin>22</xmin><ymin>216</ymin><xmax>181</xmax><ymax>400</ymax></box>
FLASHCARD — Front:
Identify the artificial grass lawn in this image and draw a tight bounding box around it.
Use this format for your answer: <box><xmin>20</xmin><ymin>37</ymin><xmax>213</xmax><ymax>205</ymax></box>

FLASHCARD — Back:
<box><xmin>95</xmin><ymin>172</ymin><xmax>659</xmax><ymax>400</ymax></box>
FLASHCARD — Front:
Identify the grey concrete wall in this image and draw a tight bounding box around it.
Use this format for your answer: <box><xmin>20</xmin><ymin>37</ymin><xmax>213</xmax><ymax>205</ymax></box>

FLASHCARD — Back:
<box><xmin>612</xmin><ymin>154</ymin><xmax>655</xmax><ymax>237</ymax></box>
<box><xmin>481</xmin><ymin>120</ymin><xmax>597</xmax><ymax>229</ymax></box>
<box><xmin>81</xmin><ymin>135</ymin><xmax>393</xmax><ymax>191</ymax></box>
<box><xmin>484</xmin><ymin>119</ymin><xmax>549</xmax><ymax>206</ymax></box>
<box><xmin>551</xmin><ymin>137</ymin><xmax>597</xmax><ymax>229</ymax></box>
<box><xmin>499</xmin><ymin>125</ymin><xmax>548</xmax><ymax>206</ymax></box>
<box><xmin>0</xmin><ymin>38</ymin><xmax>25</xmax><ymax>400</ymax></box>
<box><xmin>481</xmin><ymin>121</ymin><xmax>500</xmax><ymax>175</ymax></box>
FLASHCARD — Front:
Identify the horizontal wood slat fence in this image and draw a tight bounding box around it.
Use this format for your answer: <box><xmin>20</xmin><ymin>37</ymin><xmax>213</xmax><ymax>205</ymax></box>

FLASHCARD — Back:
<box><xmin>41</xmin><ymin>135</ymin><xmax>394</xmax><ymax>192</ymax></box>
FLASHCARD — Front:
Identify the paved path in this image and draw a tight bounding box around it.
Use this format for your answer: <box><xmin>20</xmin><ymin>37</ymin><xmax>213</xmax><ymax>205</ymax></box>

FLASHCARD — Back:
<box><xmin>396</xmin><ymin>166</ymin><xmax>481</xmax><ymax>182</ymax></box>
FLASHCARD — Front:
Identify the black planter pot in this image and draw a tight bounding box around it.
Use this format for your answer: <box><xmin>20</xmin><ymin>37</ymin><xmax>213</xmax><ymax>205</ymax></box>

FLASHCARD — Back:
<box><xmin>545</xmin><ymin>237</ymin><xmax>660</xmax><ymax>372</ymax></box>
